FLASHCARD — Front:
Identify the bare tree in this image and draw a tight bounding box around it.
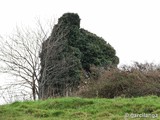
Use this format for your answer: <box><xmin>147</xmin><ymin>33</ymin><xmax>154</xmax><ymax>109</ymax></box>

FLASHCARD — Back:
<box><xmin>0</xmin><ymin>14</ymin><xmax>82</xmax><ymax>101</ymax></box>
<box><xmin>0</xmin><ymin>19</ymin><xmax>54</xmax><ymax>100</ymax></box>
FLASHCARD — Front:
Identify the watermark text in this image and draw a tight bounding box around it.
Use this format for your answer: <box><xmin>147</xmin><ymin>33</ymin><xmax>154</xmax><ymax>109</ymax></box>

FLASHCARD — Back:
<box><xmin>124</xmin><ymin>113</ymin><xmax>158</xmax><ymax>119</ymax></box>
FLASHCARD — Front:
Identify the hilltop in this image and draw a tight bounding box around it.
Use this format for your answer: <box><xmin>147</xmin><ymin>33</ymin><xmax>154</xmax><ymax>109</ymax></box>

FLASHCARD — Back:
<box><xmin>0</xmin><ymin>96</ymin><xmax>160</xmax><ymax>120</ymax></box>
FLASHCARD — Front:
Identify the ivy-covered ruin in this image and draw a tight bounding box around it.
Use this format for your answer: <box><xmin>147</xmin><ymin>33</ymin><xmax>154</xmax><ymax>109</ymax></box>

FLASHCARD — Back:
<box><xmin>39</xmin><ymin>13</ymin><xmax>119</xmax><ymax>99</ymax></box>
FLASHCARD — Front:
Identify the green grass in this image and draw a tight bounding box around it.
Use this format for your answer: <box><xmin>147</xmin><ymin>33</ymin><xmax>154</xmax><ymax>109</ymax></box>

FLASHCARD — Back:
<box><xmin>0</xmin><ymin>96</ymin><xmax>160</xmax><ymax>120</ymax></box>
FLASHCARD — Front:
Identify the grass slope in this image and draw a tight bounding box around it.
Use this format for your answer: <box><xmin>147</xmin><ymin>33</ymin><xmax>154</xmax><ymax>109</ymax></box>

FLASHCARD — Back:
<box><xmin>0</xmin><ymin>96</ymin><xmax>160</xmax><ymax>120</ymax></box>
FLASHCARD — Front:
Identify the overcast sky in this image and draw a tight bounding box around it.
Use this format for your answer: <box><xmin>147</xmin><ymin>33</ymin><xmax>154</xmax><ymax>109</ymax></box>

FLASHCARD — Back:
<box><xmin>0</xmin><ymin>0</ymin><xmax>160</xmax><ymax>84</ymax></box>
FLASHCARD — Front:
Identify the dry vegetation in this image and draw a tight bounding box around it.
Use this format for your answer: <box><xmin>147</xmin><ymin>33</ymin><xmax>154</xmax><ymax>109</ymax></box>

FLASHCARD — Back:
<box><xmin>77</xmin><ymin>62</ymin><xmax>160</xmax><ymax>98</ymax></box>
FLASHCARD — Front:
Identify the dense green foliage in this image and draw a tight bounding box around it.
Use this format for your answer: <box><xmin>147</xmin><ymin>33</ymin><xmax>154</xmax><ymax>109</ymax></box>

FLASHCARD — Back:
<box><xmin>60</xmin><ymin>13</ymin><xmax>119</xmax><ymax>74</ymax></box>
<box><xmin>67</xmin><ymin>25</ymin><xmax>119</xmax><ymax>71</ymax></box>
<box><xmin>39</xmin><ymin>13</ymin><xmax>119</xmax><ymax>98</ymax></box>
<box><xmin>0</xmin><ymin>96</ymin><xmax>160</xmax><ymax>120</ymax></box>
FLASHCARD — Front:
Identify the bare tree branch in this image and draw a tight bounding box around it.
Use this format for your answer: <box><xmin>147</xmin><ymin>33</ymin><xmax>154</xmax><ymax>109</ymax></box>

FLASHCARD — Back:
<box><xmin>0</xmin><ymin>19</ymin><xmax>54</xmax><ymax>101</ymax></box>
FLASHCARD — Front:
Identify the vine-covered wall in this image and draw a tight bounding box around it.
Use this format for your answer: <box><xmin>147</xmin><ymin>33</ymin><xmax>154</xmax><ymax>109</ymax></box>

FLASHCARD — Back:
<box><xmin>39</xmin><ymin>13</ymin><xmax>119</xmax><ymax>99</ymax></box>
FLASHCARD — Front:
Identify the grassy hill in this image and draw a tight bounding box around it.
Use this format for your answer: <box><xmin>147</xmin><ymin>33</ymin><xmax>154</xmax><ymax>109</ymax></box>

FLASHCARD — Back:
<box><xmin>0</xmin><ymin>96</ymin><xmax>160</xmax><ymax>120</ymax></box>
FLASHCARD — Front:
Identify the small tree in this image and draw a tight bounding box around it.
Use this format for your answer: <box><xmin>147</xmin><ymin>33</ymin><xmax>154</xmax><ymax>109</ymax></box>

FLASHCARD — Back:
<box><xmin>0</xmin><ymin>20</ymin><xmax>53</xmax><ymax>100</ymax></box>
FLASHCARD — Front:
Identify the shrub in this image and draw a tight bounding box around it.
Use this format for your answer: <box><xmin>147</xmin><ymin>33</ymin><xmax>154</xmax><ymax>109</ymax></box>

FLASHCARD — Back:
<box><xmin>77</xmin><ymin>62</ymin><xmax>160</xmax><ymax>98</ymax></box>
